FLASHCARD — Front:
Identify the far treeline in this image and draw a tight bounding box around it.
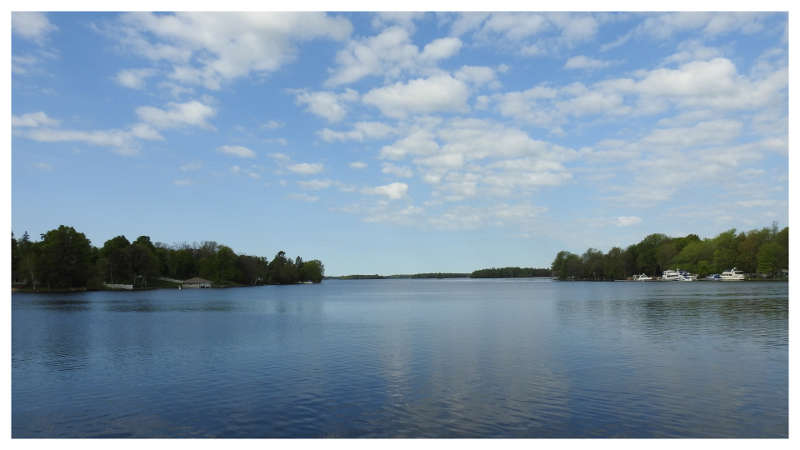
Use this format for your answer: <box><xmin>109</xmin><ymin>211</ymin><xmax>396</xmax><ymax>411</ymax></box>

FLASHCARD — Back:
<box><xmin>330</xmin><ymin>267</ymin><xmax>552</xmax><ymax>279</ymax></box>
<box><xmin>551</xmin><ymin>224</ymin><xmax>788</xmax><ymax>281</ymax></box>
<box><xmin>11</xmin><ymin>225</ymin><xmax>325</xmax><ymax>291</ymax></box>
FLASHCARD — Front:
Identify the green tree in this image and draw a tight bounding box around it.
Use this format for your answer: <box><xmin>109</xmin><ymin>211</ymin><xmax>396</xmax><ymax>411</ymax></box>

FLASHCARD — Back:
<box><xmin>130</xmin><ymin>236</ymin><xmax>159</xmax><ymax>287</ymax></box>
<box><xmin>38</xmin><ymin>225</ymin><xmax>92</xmax><ymax>289</ymax></box>
<box><xmin>757</xmin><ymin>241</ymin><xmax>781</xmax><ymax>277</ymax></box>
<box><xmin>712</xmin><ymin>229</ymin><xmax>738</xmax><ymax>272</ymax></box>
<box><xmin>603</xmin><ymin>247</ymin><xmax>625</xmax><ymax>280</ymax></box>
<box><xmin>301</xmin><ymin>260</ymin><xmax>325</xmax><ymax>283</ymax></box>
<box><xmin>11</xmin><ymin>233</ymin><xmax>19</xmax><ymax>283</ymax></box>
<box><xmin>101</xmin><ymin>235</ymin><xmax>132</xmax><ymax>283</ymax></box>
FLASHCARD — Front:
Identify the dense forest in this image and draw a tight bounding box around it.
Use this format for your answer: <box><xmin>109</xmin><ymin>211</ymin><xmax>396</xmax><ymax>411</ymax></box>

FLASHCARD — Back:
<box><xmin>11</xmin><ymin>225</ymin><xmax>324</xmax><ymax>290</ymax></box>
<box><xmin>551</xmin><ymin>224</ymin><xmax>788</xmax><ymax>281</ymax></box>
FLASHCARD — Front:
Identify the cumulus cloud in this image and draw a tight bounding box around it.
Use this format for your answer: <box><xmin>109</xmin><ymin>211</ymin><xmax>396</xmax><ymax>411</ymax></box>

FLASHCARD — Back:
<box><xmin>293</xmin><ymin>89</ymin><xmax>358</xmax><ymax>122</ymax></box>
<box><xmin>218</xmin><ymin>145</ymin><xmax>256</xmax><ymax>158</ymax></box>
<box><xmin>454</xmin><ymin>65</ymin><xmax>497</xmax><ymax>86</ymax></box>
<box><xmin>136</xmin><ymin>100</ymin><xmax>216</xmax><ymax>129</ymax></box>
<box><xmin>12</xmin><ymin>112</ymin><xmax>60</xmax><ymax>128</ymax></box>
<box><xmin>362</xmin><ymin>182</ymin><xmax>409</xmax><ymax>200</ymax></box>
<box><xmin>363</xmin><ymin>74</ymin><xmax>470</xmax><ymax>118</ymax></box>
<box><xmin>23</xmin><ymin>128</ymin><xmax>142</xmax><ymax>156</ymax></box>
<box><xmin>616</xmin><ymin>216</ymin><xmax>642</xmax><ymax>227</ymax></box>
<box><xmin>564</xmin><ymin>55</ymin><xmax>613</xmax><ymax>70</ymax></box>
<box><xmin>115</xmin><ymin>12</ymin><xmax>352</xmax><ymax>90</ymax></box>
<box><xmin>326</xmin><ymin>27</ymin><xmax>462</xmax><ymax>86</ymax></box>
<box><xmin>12</xmin><ymin>112</ymin><xmax>164</xmax><ymax>156</ymax></box>
<box><xmin>115</xmin><ymin>68</ymin><xmax>157</xmax><ymax>89</ymax></box>
<box><xmin>382</xmin><ymin>163</ymin><xmax>414</xmax><ymax>178</ymax></box>
<box><xmin>349</xmin><ymin>161</ymin><xmax>367</xmax><ymax>169</ymax></box>
<box><xmin>319</xmin><ymin>121</ymin><xmax>396</xmax><ymax>142</ymax></box>
<box><xmin>288</xmin><ymin>193</ymin><xmax>320</xmax><ymax>203</ymax></box>
<box><xmin>297</xmin><ymin>179</ymin><xmax>333</xmax><ymax>190</ymax></box>
<box><xmin>636</xmin><ymin>12</ymin><xmax>767</xmax><ymax>40</ymax></box>
<box><xmin>288</xmin><ymin>162</ymin><xmax>324</xmax><ymax>175</ymax></box>
<box><xmin>496</xmin><ymin>56</ymin><xmax>786</xmax><ymax>130</ymax></box>
<box><xmin>12</xmin><ymin>12</ymin><xmax>57</xmax><ymax>43</ymax></box>
<box><xmin>451</xmin><ymin>12</ymin><xmax>601</xmax><ymax>55</ymax></box>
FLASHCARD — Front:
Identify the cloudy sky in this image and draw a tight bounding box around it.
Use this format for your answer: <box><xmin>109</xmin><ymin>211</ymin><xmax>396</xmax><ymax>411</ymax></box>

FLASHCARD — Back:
<box><xmin>11</xmin><ymin>11</ymin><xmax>788</xmax><ymax>275</ymax></box>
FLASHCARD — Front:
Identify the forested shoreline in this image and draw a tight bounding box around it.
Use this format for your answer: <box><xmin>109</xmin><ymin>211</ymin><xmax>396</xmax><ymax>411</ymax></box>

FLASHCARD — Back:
<box><xmin>329</xmin><ymin>267</ymin><xmax>551</xmax><ymax>279</ymax></box>
<box><xmin>11</xmin><ymin>225</ymin><xmax>324</xmax><ymax>291</ymax></box>
<box><xmin>551</xmin><ymin>224</ymin><xmax>788</xmax><ymax>281</ymax></box>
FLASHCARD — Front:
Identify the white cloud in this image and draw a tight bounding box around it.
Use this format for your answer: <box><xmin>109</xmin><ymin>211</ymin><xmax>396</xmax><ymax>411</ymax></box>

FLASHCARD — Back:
<box><xmin>288</xmin><ymin>193</ymin><xmax>319</xmax><ymax>203</ymax></box>
<box><xmin>136</xmin><ymin>100</ymin><xmax>216</xmax><ymax>129</ymax></box>
<box><xmin>115</xmin><ymin>68</ymin><xmax>157</xmax><ymax>89</ymax></box>
<box><xmin>288</xmin><ymin>162</ymin><xmax>324</xmax><ymax>175</ymax></box>
<box><xmin>319</xmin><ymin>121</ymin><xmax>396</xmax><ymax>142</ymax></box>
<box><xmin>33</xmin><ymin>162</ymin><xmax>53</xmax><ymax>171</ymax></box>
<box><xmin>23</xmin><ymin>128</ymin><xmax>142</xmax><ymax>156</ymax></box>
<box><xmin>428</xmin><ymin>203</ymin><xmax>547</xmax><ymax>231</ymax></box>
<box><xmin>326</xmin><ymin>27</ymin><xmax>462</xmax><ymax>86</ymax></box>
<box><xmin>480</xmin><ymin>13</ymin><xmax>550</xmax><ymax>40</ymax></box>
<box><xmin>662</xmin><ymin>40</ymin><xmax>721</xmax><ymax>65</ymax></box>
<box><xmin>293</xmin><ymin>89</ymin><xmax>358</xmax><ymax>122</ymax></box>
<box><xmin>297</xmin><ymin>179</ymin><xmax>333</xmax><ymax>190</ymax></box>
<box><xmin>268</xmin><ymin>152</ymin><xmax>291</xmax><ymax>162</ymax></box>
<box><xmin>371</xmin><ymin>12</ymin><xmax>425</xmax><ymax>32</ymax></box>
<box><xmin>362</xmin><ymin>182</ymin><xmax>409</xmax><ymax>200</ymax></box>
<box><xmin>496</xmin><ymin>56</ymin><xmax>786</xmax><ymax>130</ymax></box>
<box><xmin>637</xmin><ymin>12</ymin><xmax>766</xmax><ymax>40</ymax></box>
<box><xmin>363</xmin><ymin>74</ymin><xmax>470</xmax><ymax>118</ymax></box>
<box><xmin>263</xmin><ymin>120</ymin><xmax>284</xmax><ymax>129</ymax></box>
<box><xmin>174</xmin><ymin>179</ymin><xmax>192</xmax><ymax>186</ymax></box>
<box><xmin>117</xmin><ymin>12</ymin><xmax>352</xmax><ymax>90</ymax></box>
<box><xmin>420</xmin><ymin>37</ymin><xmax>462</xmax><ymax>61</ymax></box>
<box><xmin>12</xmin><ymin>112</ymin><xmax>60</xmax><ymax>128</ymax></box>
<box><xmin>616</xmin><ymin>216</ymin><xmax>642</xmax><ymax>227</ymax></box>
<box><xmin>230</xmin><ymin>164</ymin><xmax>262</xmax><ymax>179</ymax></box>
<box><xmin>382</xmin><ymin>163</ymin><xmax>414</xmax><ymax>178</ymax></box>
<box><xmin>564</xmin><ymin>55</ymin><xmax>613</xmax><ymax>70</ymax></box>
<box><xmin>454</xmin><ymin>12</ymin><xmax>601</xmax><ymax>55</ymax></box>
<box><xmin>12</xmin><ymin>12</ymin><xmax>56</xmax><ymax>43</ymax></box>
<box><xmin>454</xmin><ymin>65</ymin><xmax>497</xmax><ymax>86</ymax></box>
<box><xmin>379</xmin><ymin>129</ymin><xmax>440</xmax><ymax>160</ymax></box>
<box><xmin>218</xmin><ymin>145</ymin><xmax>256</xmax><ymax>158</ymax></box>
<box><xmin>349</xmin><ymin>161</ymin><xmax>367</xmax><ymax>169</ymax></box>
<box><xmin>129</xmin><ymin>123</ymin><xmax>164</xmax><ymax>140</ymax></box>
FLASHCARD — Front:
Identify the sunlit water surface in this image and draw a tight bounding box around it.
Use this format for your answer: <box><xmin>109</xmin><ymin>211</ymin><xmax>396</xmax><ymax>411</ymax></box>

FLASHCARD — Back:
<box><xmin>12</xmin><ymin>279</ymin><xmax>787</xmax><ymax>437</ymax></box>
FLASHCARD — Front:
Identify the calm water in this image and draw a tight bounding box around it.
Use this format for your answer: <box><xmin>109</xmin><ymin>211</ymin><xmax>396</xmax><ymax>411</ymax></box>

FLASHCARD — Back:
<box><xmin>12</xmin><ymin>279</ymin><xmax>788</xmax><ymax>438</ymax></box>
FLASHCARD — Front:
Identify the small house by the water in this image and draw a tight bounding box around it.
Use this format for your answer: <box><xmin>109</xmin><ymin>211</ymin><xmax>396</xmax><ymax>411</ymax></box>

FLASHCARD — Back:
<box><xmin>183</xmin><ymin>277</ymin><xmax>212</xmax><ymax>288</ymax></box>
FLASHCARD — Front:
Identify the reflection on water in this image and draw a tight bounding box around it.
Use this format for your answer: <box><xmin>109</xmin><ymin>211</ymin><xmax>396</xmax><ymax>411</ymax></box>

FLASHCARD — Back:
<box><xmin>12</xmin><ymin>280</ymin><xmax>787</xmax><ymax>437</ymax></box>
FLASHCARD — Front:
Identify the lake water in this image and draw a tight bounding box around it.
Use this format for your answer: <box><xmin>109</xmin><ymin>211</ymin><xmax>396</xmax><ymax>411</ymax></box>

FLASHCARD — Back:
<box><xmin>12</xmin><ymin>279</ymin><xmax>788</xmax><ymax>438</ymax></box>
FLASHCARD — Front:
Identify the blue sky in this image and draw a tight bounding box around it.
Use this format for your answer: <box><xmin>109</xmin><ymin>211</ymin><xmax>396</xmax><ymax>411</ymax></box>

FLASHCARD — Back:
<box><xmin>10</xmin><ymin>11</ymin><xmax>789</xmax><ymax>275</ymax></box>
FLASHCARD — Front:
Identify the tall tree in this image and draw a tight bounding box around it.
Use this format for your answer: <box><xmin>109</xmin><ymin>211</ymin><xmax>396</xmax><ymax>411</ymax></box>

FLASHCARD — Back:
<box><xmin>38</xmin><ymin>225</ymin><xmax>92</xmax><ymax>289</ymax></box>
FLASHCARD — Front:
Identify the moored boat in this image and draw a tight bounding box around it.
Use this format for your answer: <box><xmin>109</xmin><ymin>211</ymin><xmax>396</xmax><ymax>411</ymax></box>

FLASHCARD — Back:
<box><xmin>720</xmin><ymin>267</ymin><xmax>745</xmax><ymax>281</ymax></box>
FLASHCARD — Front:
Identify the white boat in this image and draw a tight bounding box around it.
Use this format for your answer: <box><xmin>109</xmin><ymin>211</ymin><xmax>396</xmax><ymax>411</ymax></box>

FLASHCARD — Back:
<box><xmin>662</xmin><ymin>269</ymin><xmax>681</xmax><ymax>281</ymax></box>
<box><xmin>632</xmin><ymin>273</ymin><xmax>652</xmax><ymax>281</ymax></box>
<box><xmin>678</xmin><ymin>271</ymin><xmax>697</xmax><ymax>281</ymax></box>
<box><xmin>720</xmin><ymin>267</ymin><xmax>745</xmax><ymax>281</ymax></box>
